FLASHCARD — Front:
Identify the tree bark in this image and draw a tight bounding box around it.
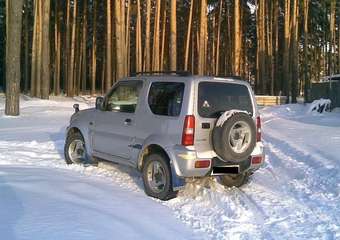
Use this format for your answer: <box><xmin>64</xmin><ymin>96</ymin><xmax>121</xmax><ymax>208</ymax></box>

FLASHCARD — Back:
<box><xmin>65</xmin><ymin>0</ymin><xmax>71</xmax><ymax>95</ymax></box>
<box><xmin>160</xmin><ymin>1</ymin><xmax>167</xmax><ymax>71</ymax></box>
<box><xmin>91</xmin><ymin>0</ymin><xmax>97</xmax><ymax>95</ymax></box>
<box><xmin>234</xmin><ymin>0</ymin><xmax>242</xmax><ymax>76</ymax></box>
<box><xmin>152</xmin><ymin>0</ymin><xmax>161</xmax><ymax>71</ymax></box>
<box><xmin>283</xmin><ymin>0</ymin><xmax>291</xmax><ymax>101</ymax></box>
<box><xmin>290</xmin><ymin>0</ymin><xmax>299</xmax><ymax>103</ymax></box>
<box><xmin>215</xmin><ymin>0</ymin><xmax>223</xmax><ymax>75</ymax></box>
<box><xmin>5</xmin><ymin>0</ymin><xmax>24</xmax><ymax>116</ymax></box>
<box><xmin>329</xmin><ymin>0</ymin><xmax>336</xmax><ymax>75</ymax></box>
<box><xmin>303</xmin><ymin>0</ymin><xmax>310</xmax><ymax>102</ymax></box>
<box><xmin>170</xmin><ymin>0</ymin><xmax>177</xmax><ymax>71</ymax></box>
<box><xmin>23</xmin><ymin>0</ymin><xmax>30</xmax><ymax>93</ymax></box>
<box><xmin>198</xmin><ymin>0</ymin><xmax>207</xmax><ymax>75</ymax></box>
<box><xmin>81</xmin><ymin>0</ymin><xmax>88</xmax><ymax>94</ymax></box>
<box><xmin>184</xmin><ymin>0</ymin><xmax>193</xmax><ymax>71</ymax></box>
<box><xmin>67</xmin><ymin>0</ymin><xmax>77</xmax><ymax>97</ymax></box>
<box><xmin>54</xmin><ymin>0</ymin><xmax>61</xmax><ymax>95</ymax></box>
<box><xmin>41</xmin><ymin>0</ymin><xmax>51</xmax><ymax>99</ymax></box>
<box><xmin>106</xmin><ymin>0</ymin><xmax>113</xmax><ymax>89</ymax></box>
<box><xmin>144</xmin><ymin>0</ymin><xmax>151</xmax><ymax>72</ymax></box>
<box><xmin>136</xmin><ymin>0</ymin><xmax>142</xmax><ymax>72</ymax></box>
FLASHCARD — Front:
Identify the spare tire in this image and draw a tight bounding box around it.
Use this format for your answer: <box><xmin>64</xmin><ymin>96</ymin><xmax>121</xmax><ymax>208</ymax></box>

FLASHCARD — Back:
<box><xmin>212</xmin><ymin>112</ymin><xmax>256</xmax><ymax>162</ymax></box>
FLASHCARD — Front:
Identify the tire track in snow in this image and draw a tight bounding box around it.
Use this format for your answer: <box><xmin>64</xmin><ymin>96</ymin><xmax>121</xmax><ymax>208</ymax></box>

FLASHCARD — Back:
<box><xmin>262</xmin><ymin>138</ymin><xmax>339</xmax><ymax>237</ymax></box>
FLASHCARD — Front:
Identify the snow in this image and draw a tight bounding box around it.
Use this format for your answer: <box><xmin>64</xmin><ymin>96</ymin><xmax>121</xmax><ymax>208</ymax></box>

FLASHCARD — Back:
<box><xmin>308</xmin><ymin>98</ymin><xmax>332</xmax><ymax>114</ymax></box>
<box><xmin>215</xmin><ymin>110</ymin><xmax>249</xmax><ymax>127</ymax></box>
<box><xmin>1</xmin><ymin>95</ymin><xmax>339</xmax><ymax>239</ymax></box>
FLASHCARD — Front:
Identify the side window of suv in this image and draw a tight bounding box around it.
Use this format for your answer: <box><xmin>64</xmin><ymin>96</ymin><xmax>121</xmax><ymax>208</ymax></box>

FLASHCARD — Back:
<box><xmin>148</xmin><ymin>82</ymin><xmax>185</xmax><ymax>116</ymax></box>
<box><xmin>106</xmin><ymin>81</ymin><xmax>143</xmax><ymax>113</ymax></box>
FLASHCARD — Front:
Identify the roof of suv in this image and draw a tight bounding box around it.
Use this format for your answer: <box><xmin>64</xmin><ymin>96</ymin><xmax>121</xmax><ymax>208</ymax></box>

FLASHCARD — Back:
<box><xmin>126</xmin><ymin>75</ymin><xmax>250</xmax><ymax>86</ymax></box>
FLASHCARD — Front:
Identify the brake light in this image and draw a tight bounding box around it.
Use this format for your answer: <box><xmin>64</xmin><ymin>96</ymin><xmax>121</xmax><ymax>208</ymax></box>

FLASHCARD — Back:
<box><xmin>182</xmin><ymin>115</ymin><xmax>195</xmax><ymax>146</ymax></box>
<box><xmin>256</xmin><ymin>116</ymin><xmax>261</xmax><ymax>142</ymax></box>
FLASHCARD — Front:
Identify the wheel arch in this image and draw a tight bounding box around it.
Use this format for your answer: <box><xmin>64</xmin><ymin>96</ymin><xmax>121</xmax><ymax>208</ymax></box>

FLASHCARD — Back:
<box><xmin>137</xmin><ymin>144</ymin><xmax>170</xmax><ymax>171</ymax></box>
<box><xmin>66</xmin><ymin>126</ymin><xmax>92</xmax><ymax>157</ymax></box>
<box><xmin>66</xmin><ymin>127</ymin><xmax>83</xmax><ymax>138</ymax></box>
<box><xmin>137</xmin><ymin>143</ymin><xmax>186</xmax><ymax>191</ymax></box>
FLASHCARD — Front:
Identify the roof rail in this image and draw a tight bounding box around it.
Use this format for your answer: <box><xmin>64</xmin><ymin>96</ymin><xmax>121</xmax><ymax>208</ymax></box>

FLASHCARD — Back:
<box><xmin>130</xmin><ymin>71</ymin><xmax>192</xmax><ymax>77</ymax></box>
<box><xmin>215</xmin><ymin>75</ymin><xmax>243</xmax><ymax>80</ymax></box>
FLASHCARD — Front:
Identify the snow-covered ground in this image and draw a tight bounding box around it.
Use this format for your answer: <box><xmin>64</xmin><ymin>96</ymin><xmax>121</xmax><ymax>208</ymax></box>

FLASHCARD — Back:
<box><xmin>0</xmin><ymin>95</ymin><xmax>339</xmax><ymax>240</ymax></box>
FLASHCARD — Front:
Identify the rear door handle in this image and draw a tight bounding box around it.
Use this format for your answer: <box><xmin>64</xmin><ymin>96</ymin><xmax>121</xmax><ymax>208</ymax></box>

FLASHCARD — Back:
<box><xmin>124</xmin><ymin>118</ymin><xmax>132</xmax><ymax>125</ymax></box>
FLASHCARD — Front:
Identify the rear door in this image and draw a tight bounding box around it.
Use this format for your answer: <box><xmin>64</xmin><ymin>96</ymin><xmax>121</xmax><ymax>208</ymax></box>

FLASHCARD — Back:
<box><xmin>195</xmin><ymin>81</ymin><xmax>254</xmax><ymax>158</ymax></box>
<box><xmin>92</xmin><ymin>80</ymin><xmax>143</xmax><ymax>163</ymax></box>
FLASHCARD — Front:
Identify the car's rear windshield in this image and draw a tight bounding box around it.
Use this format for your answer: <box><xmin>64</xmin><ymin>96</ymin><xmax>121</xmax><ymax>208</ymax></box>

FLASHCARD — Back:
<box><xmin>198</xmin><ymin>82</ymin><xmax>253</xmax><ymax>118</ymax></box>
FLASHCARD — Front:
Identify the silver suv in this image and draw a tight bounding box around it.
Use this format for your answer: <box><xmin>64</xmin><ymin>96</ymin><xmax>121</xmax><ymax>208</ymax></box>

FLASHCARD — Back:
<box><xmin>65</xmin><ymin>72</ymin><xmax>264</xmax><ymax>200</ymax></box>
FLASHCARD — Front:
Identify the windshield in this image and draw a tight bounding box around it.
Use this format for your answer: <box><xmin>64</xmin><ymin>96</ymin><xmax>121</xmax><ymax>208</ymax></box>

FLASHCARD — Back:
<box><xmin>198</xmin><ymin>82</ymin><xmax>253</xmax><ymax>118</ymax></box>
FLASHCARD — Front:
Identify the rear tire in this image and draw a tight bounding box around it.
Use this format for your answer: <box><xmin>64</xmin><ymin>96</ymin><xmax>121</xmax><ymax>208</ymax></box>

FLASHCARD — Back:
<box><xmin>142</xmin><ymin>153</ymin><xmax>178</xmax><ymax>200</ymax></box>
<box><xmin>219</xmin><ymin>173</ymin><xmax>248</xmax><ymax>188</ymax></box>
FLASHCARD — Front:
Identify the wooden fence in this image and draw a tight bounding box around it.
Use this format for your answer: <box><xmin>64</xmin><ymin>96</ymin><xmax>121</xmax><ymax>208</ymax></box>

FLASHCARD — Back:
<box><xmin>255</xmin><ymin>95</ymin><xmax>287</xmax><ymax>106</ymax></box>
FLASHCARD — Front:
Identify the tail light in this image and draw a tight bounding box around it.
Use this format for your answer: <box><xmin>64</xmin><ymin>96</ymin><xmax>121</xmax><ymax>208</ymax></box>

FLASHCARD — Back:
<box><xmin>256</xmin><ymin>116</ymin><xmax>261</xmax><ymax>142</ymax></box>
<box><xmin>182</xmin><ymin>115</ymin><xmax>195</xmax><ymax>146</ymax></box>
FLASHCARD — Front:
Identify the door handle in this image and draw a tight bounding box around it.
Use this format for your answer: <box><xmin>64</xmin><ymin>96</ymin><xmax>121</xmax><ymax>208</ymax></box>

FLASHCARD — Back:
<box><xmin>89</xmin><ymin>122</ymin><xmax>93</xmax><ymax>126</ymax></box>
<box><xmin>124</xmin><ymin>118</ymin><xmax>132</xmax><ymax>125</ymax></box>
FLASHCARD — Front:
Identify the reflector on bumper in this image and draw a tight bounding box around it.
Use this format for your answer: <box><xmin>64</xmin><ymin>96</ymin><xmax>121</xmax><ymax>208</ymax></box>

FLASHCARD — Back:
<box><xmin>195</xmin><ymin>160</ymin><xmax>211</xmax><ymax>168</ymax></box>
<box><xmin>251</xmin><ymin>156</ymin><xmax>263</xmax><ymax>164</ymax></box>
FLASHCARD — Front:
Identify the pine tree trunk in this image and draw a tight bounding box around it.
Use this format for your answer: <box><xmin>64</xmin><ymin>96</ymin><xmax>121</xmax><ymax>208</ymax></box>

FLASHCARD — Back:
<box><xmin>184</xmin><ymin>0</ymin><xmax>193</xmax><ymax>71</ymax></box>
<box><xmin>256</xmin><ymin>0</ymin><xmax>266</xmax><ymax>94</ymax></box>
<box><xmin>330</xmin><ymin>0</ymin><xmax>336</xmax><ymax>75</ymax></box>
<box><xmin>215</xmin><ymin>0</ymin><xmax>223</xmax><ymax>75</ymax></box>
<box><xmin>273</xmin><ymin>0</ymin><xmax>279</xmax><ymax>94</ymax></box>
<box><xmin>198</xmin><ymin>0</ymin><xmax>207</xmax><ymax>75</ymax></box>
<box><xmin>234</xmin><ymin>0</ymin><xmax>242</xmax><ymax>76</ymax></box>
<box><xmin>81</xmin><ymin>0</ymin><xmax>88</xmax><ymax>94</ymax></box>
<box><xmin>68</xmin><ymin>0</ymin><xmax>77</xmax><ymax>97</ymax></box>
<box><xmin>303</xmin><ymin>0</ymin><xmax>309</xmax><ymax>102</ymax></box>
<box><xmin>5</xmin><ymin>0</ymin><xmax>24</xmax><ymax>116</ymax></box>
<box><xmin>144</xmin><ymin>0</ymin><xmax>151</xmax><ymax>72</ymax></box>
<box><xmin>91</xmin><ymin>0</ymin><xmax>97</xmax><ymax>95</ymax></box>
<box><xmin>152</xmin><ymin>0</ymin><xmax>161</xmax><ymax>71</ymax></box>
<box><xmin>41</xmin><ymin>0</ymin><xmax>51</xmax><ymax>99</ymax></box>
<box><xmin>136</xmin><ymin>0</ymin><xmax>142</xmax><ymax>72</ymax></box>
<box><xmin>30</xmin><ymin>0</ymin><xmax>39</xmax><ymax>96</ymax></box>
<box><xmin>160</xmin><ymin>2</ymin><xmax>167</xmax><ymax>71</ymax></box>
<box><xmin>54</xmin><ymin>0</ymin><xmax>61</xmax><ymax>95</ymax></box>
<box><xmin>283</xmin><ymin>0</ymin><xmax>291</xmax><ymax>101</ymax></box>
<box><xmin>23</xmin><ymin>0</ymin><xmax>30</xmax><ymax>93</ymax></box>
<box><xmin>290</xmin><ymin>0</ymin><xmax>299</xmax><ymax>103</ymax></box>
<box><xmin>170</xmin><ymin>0</ymin><xmax>176</xmax><ymax>71</ymax></box>
<box><xmin>106</xmin><ymin>0</ymin><xmax>113</xmax><ymax>89</ymax></box>
<box><xmin>126</xmin><ymin>0</ymin><xmax>131</xmax><ymax>75</ymax></box>
<box><xmin>31</xmin><ymin>0</ymin><xmax>43</xmax><ymax>97</ymax></box>
<box><xmin>65</xmin><ymin>0</ymin><xmax>71</xmax><ymax>95</ymax></box>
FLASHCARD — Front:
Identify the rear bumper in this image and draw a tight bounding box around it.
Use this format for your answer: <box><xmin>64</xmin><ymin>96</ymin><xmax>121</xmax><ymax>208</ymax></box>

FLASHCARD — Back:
<box><xmin>168</xmin><ymin>142</ymin><xmax>265</xmax><ymax>178</ymax></box>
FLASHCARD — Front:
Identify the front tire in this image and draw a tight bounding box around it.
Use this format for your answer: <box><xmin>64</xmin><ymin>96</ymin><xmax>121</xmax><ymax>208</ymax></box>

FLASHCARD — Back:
<box><xmin>64</xmin><ymin>132</ymin><xmax>88</xmax><ymax>165</ymax></box>
<box><xmin>142</xmin><ymin>153</ymin><xmax>177</xmax><ymax>200</ymax></box>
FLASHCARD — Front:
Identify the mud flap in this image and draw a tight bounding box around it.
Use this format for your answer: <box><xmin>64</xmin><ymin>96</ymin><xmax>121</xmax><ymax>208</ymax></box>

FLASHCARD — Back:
<box><xmin>170</xmin><ymin>163</ymin><xmax>185</xmax><ymax>191</ymax></box>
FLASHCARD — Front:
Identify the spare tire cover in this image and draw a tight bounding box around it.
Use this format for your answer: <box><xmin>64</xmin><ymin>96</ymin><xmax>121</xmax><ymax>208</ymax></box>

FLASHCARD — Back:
<box><xmin>212</xmin><ymin>112</ymin><xmax>256</xmax><ymax>162</ymax></box>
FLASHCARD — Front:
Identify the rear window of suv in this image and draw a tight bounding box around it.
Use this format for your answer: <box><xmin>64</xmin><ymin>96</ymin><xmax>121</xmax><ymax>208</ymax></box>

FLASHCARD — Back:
<box><xmin>148</xmin><ymin>82</ymin><xmax>185</xmax><ymax>116</ymax></box>
<box><xmin>198</xmin><ymin>82</ymin><xmax>253</xmax><ymax>118</ymax></box>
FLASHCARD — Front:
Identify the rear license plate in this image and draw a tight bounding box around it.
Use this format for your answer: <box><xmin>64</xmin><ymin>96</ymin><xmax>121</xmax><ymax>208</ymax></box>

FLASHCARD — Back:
<box><xmin>212</xmin><ymin>166</ymin><xmax>239</xmax><ymax>175</ymax></box>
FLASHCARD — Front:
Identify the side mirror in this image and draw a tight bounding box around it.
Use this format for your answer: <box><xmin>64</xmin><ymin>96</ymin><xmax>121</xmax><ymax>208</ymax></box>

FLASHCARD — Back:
<box><xmin>73</xmin><ymin>104</ymin><xmax>80</xmax><ymax>113</ymax></box>
<box><xmin>96</xmin><ymin>97</ymin><xmax>104</xmax><ymax>110</ymax></box>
